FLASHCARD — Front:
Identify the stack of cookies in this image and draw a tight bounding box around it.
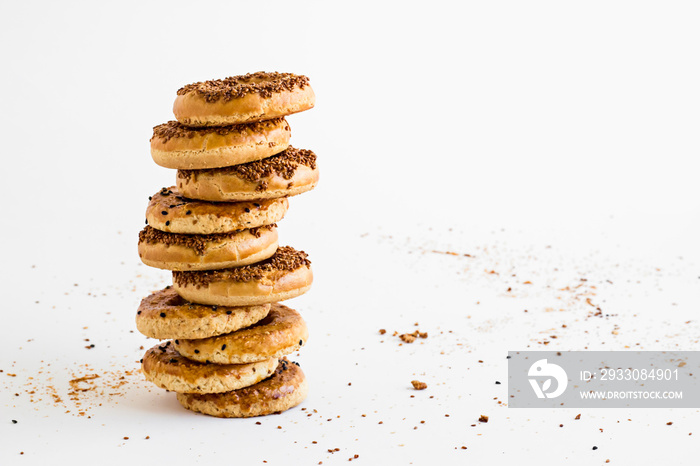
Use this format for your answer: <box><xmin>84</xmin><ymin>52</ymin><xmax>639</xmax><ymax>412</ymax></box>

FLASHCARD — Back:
<box><xmin>135</xmin><ymin>72</ymin><xmax>317</xmax><ymax>418</ymax></box>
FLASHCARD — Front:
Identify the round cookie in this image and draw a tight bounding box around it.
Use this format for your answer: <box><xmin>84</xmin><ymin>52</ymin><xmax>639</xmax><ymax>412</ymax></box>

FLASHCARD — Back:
<box><xmin>176</xmin><ymin>358</ymin><xmax>308</xmax><ymax>417</ymax></box>
<box><xmin>145</xmin><ymin>186</ymin><xmax>288</xmax><ymax>234</ymax></box>
<box><xmin>150</xmin><ymin>118</ymin><xmax>291</xmax><ymax>169</ymax></box>
<box><xmin>138</xmin><ymin>224</ymin><xmax>278</xmax><ymax>271</ymax></box>
<box><xmin>172</xmin><ymin>246</ymin><xmax>312</xmax><ymax>306</ymax></box>
<box><xmin>177</xmin><ymin>147</ymin><xmax>319</xmax><ymax>202</ymax></box>
<box><xmin>173</xmin><ymin>72</ymin><xmax>315</xmax><ymax>127</ymax></box>
<box><xmin>136</xmin><ymin>287</ymin><xmax>270</xmax><ymax>340</ymax></box>
<box><xmin>141</xmin><ymin>342</ymin><xmax>278</xmax><ymax>394</ymax></box>
<box><xmin>174</xmin><ymin>302</ymin><xmax>308</xmax><ymax>364</ymax></box>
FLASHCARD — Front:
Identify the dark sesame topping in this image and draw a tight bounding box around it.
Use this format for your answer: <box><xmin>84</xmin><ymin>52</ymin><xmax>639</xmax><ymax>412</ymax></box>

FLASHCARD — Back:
<box><xmin>176</xmin><ymin>72</ymin><xmax>309</xmax><ymax>102</ymax></box>
<box><xmin>175</xmin><ymin>340</ymin><xmax>179</xmax><ymax>345</ymax></box>
<box><xmin>165</xmin><ymin>221</ymin><xmax>170</xmax><ymax>226</ymax></box>
<box><xmin>137</xmin><ymin>311</ymin><xmax>141</xmax><ymax>315</ymax></box>
<box><xmin>173</xmin><ymin>246</ymin><xmax>310</xmax><ymax>288</ymax></box>
<box><xmin>244</xmin><ymin>208</ymin><xmax>251</xmax><ymax>213</ymax></box>
<box><xmin>299</xmin><ymin>340</ymin><xmax>303</xmax><ymax>346</ymax></box>
<box><xmin>169</xmin><ymin>358</ymin><xmax>177</xmax><ymax>363</ymax></box>
<box><xmin>185</xmin><ymin>210</ymin><xmax>192</xmax><ymax>215</ymax></box>
<box><xmin>221</xmin><ymin>344</ymin><xmax>227</xmax><ymax>350</ymax></box>
<box><xmin>12</xmin><ymin>420</ymin><xmax>17</xmax><ymax>424</ymax></box>
<box><xmin>194</xmin><ymin>349</ymin><xmax>200</xmax><ymax>354</ymax></box>
<box><xmin>160</xmin><ymin>312</ymin><xmax>166</xmax><ymax>318</ymax></box>
<box><xmin>152</xmin><ymin>118</ymin><xmax>286</xmax><ymax>143</ymax></box>
<box><xmin>161</xmin><ymin>211</ymin><xmax>168</xmax><ymax>215</ymax></box>
<box><xmin>226</xmin><ymin>310</ymin><xmax>232</xmax><ymax>315</ymax></box>
<box><xmin>178</xmin><ymin>147</ymin><xmax>316</xmax><ymax>185</ymax></box>
<box><xmin>138</xmin><ymin>225</ymin><xmax>275</xmax><ymax>256</ymax></box>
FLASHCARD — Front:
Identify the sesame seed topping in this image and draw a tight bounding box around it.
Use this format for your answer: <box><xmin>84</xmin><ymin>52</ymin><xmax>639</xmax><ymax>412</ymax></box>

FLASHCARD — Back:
<box><xmin>178</xmin><ymin>147</ymin><xmax>316</xmax><ymax>185</ymax></box>
<box><xmin>152</xmin><ymin>118</ymin><xmax>287</xmax><ymax>143</ymax></box>
<box><xmin>176</xmin><ymin>72</ymin><xmax>310</xmax><ymax>102</ymax></box>
<box><xmin>173</xmin><ymin>246</ymin><xmax>310</xmax><ymax>288</ymax></box>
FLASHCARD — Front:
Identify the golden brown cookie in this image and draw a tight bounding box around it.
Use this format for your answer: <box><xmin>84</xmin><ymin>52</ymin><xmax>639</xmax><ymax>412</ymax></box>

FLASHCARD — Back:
<box><xmin>136</xmin><ymin>287</ymin><xmax>270</xmax><ymax>340</ymax></box>
<box><xmin>141</xmin><ymin>342</ymin><xmax>278</xmax><ymax>394</ymax></box>
<box><xmin>145</xmin><ymin>186</ymin><xmax>288</xmax><ymax>234</ymax></box>
<box><xmin>174</xmin><ymin>302</ymin><xmax>308</xmax><ymax>364</ymax></box>
<box><xmin>137</xmin><ymin>224</ymin><xmax>278</xmax><ymax>271</ymax></box>
<box><xmin>172</xmin><ymin>246</ymin><xmax>312</xmax><ymax>306</ymax></box>
<box><xmin>176</xmin><ymin>358</ymin><xmax>308</xmax><ymax>417</ymax></box>
<box><xmin>150</xmin><ymin>118</ymin><xmax>290</xmax><ymax>169</ymax></box>
<box><xmin>176</xmin><ymin>147</ymin><xmax>319</xmax><ymax>202</ymax></box>
<box><xmin>173</xmin><ymin>72</ymin><xmax>315</xmax><ymax>127</ymax></box>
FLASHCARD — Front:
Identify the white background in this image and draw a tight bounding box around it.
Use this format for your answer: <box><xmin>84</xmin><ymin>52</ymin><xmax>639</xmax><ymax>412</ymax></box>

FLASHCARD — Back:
<box><xmin>1</xmin><ymin>1</ymin><xmax>699</xmax><ymax>464</ymax></box>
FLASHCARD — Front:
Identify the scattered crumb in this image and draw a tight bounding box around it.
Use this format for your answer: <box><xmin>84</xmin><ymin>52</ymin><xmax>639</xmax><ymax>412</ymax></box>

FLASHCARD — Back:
<box><xmin>398</xmin><ymin>330</ymin><xmax>428</xmax><ymax>344</ymax></box>
<box><xmin>411</xmin><ymin>380</ymin><xmax>427</xmax><ymax>390</ymax></box>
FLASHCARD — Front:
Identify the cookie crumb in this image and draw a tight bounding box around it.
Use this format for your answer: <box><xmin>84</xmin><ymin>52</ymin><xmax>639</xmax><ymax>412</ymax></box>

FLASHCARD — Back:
<box><xmin>575</xmin><ymin>413</ymin><xmax>581</xmax><ymax>420</ymax></box>
<box><xmin>411</xmin><ymin>380</ymin><xmax>427</xmax><ymax>390</ymax></box>
<box><xmin>478</xmin><ymin>415</ymin><xmax>489</xmax><ymax>423</ymax></box>
<box><xmin>379</xmin><ymin>329</ymin><xmax>386</xmax><ymax>335</ymax></box>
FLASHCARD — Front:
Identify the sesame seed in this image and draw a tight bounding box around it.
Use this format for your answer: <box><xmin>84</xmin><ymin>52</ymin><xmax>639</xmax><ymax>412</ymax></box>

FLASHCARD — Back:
<box><xmin>161</xmin><ymin>211</ymin><xmax>168</xmax><ymax>215</ymax></box>
<box><xmin>194</xmin><ymin>349</ymin><xmax>200</xmax><ymax>354</ymax></box>
<box><xmin>221</xmin><ymin>344</ymin><xmax>227</xmax><ymax>350</ymax></box>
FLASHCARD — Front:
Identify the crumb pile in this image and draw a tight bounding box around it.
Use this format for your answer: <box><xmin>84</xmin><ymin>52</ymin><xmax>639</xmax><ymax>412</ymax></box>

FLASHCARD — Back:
<box><xmin>136</xmin><ymin>72</ymin><xmax>316</xmax><ymax>417</ymax></box>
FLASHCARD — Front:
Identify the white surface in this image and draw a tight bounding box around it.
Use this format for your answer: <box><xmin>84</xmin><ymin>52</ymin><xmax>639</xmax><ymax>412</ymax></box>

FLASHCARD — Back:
<box><xmin>1</xmin><ymin>1</ymin><xmax>699</xmax><ymax>464</ymax></box>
